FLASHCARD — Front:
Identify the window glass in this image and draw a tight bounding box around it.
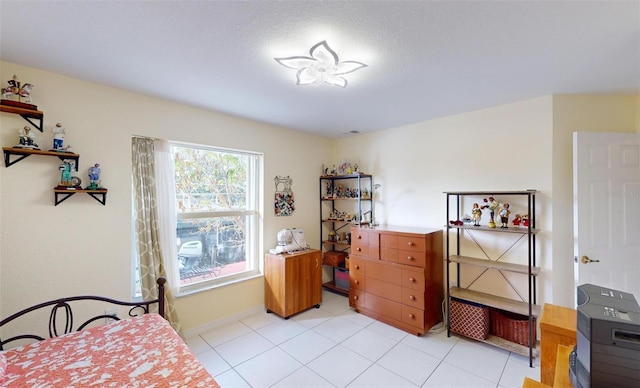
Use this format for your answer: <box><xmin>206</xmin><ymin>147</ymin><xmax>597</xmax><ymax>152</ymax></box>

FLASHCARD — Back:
<box><xmin>133</xmin><ymin>142</ymin><xmax>262</xmax><ymax>297</ymax></box>
<box><xmin>173</xmin><ymin>144</ymin><xmax>262</xmax><ymax>292</ymax></box>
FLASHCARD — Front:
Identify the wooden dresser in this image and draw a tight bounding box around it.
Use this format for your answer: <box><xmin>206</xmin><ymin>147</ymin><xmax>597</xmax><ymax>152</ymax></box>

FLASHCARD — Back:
<box><xmin>349</xmin><ymin>225</ymin><xmax>443</xmax><ymax>335</ymax></box>
<box><xmin>264</xmin><ymin>249</ymin><xmax>322</xmax><ymax>319</ymax></box>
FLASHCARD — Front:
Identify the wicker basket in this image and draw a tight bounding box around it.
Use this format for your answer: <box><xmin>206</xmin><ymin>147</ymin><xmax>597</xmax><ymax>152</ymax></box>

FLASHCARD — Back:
<box><xmin>490</xmin><ymin>308</ymin><xmax>536</xmax><ymax>346</ymax></box>
<box><xmin>323</xmin><ymin>251</ymin><xmax>347</xmax><ymax>266</ymax></box>
<box><xmin>449</xmin><ymin>298</ymin><xmax>490</xmax><ymax>340</ymax></box>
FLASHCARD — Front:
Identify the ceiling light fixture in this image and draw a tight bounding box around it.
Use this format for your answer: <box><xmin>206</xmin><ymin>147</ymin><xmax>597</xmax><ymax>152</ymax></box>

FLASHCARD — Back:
<box><xmin>275</xmin><ymin>40</ymin><xmax>367</xmax><ymax>88</ymax></box>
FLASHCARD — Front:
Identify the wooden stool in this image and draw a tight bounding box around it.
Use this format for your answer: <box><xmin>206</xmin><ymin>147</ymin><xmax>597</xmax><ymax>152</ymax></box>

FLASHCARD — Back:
<box><xmin>539</xmin><ymin>303</ymin><xmax>577</xmax><ymax>386</ymax></box>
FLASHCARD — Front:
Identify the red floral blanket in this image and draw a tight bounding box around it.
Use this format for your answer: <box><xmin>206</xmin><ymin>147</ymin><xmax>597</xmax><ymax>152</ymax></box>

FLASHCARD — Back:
<box><xmin>1</xmin><ymin>313</ymin><xmax>218</xmax><ymax>387</ymax></box>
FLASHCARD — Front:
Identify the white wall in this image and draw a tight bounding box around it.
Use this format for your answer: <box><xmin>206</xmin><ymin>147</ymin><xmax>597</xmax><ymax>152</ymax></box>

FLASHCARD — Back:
<box><xmin>332</xmin><ymin>97</ymin><xmax>555</xmax><ymax>304</ymax></box>
<box><xmin>332</xmin><ymin>95</ymin><xmax>639</xmax><ymax>308</ymax></box>
<box><xmin>0</xmin><ymin>61</ymin><xmax>331</xmax><ymax>332</ymax></box>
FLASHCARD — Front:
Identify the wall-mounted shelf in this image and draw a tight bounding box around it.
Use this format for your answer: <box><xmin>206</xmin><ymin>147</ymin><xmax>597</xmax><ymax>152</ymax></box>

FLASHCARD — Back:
<box><xmin>3</xmin><ymin>147</ymin><xmax>80</xmax><ymax>170</ymax></box>
<box><xmin>0</xmin><ymin>105</ymin><xmax>44</xmax><ymax>132</ymax></box>
<box><xmin>54</xmin><ymin>189</ymin><xmax>108</xmax><ymax>206</ymax></box>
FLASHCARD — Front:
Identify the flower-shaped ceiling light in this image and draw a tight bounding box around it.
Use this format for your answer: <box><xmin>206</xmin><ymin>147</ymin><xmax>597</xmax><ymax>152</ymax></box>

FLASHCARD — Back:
<box><xmin>275</xmin><ymin>40</ymin><xmax>367</xmax><ymax>88</ymax></box>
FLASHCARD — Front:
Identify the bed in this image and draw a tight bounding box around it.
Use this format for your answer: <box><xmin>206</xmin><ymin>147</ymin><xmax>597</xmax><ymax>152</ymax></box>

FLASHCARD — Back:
<box><xmin>0</xmin><ymin>278</ymin><xmax>218</xmax><ymax>387</ymax></box>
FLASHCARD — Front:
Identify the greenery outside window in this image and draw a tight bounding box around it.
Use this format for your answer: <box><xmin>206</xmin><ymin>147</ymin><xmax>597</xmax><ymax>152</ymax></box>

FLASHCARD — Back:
<box><xmin>133</xmin><ymin>142</ymin><xmax>263</xmax><ymax>297</ymax></box>
<box><xmin>173</xmin><ymin>143</ymin><xmax>263</xmax><ymax>294</ymax></box>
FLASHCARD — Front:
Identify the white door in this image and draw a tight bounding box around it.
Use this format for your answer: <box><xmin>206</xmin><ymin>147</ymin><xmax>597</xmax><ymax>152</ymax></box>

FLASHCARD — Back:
<box><xmin>573</xmin><ymin>131</ymin><xmax>640</xmax><ymax>305</ymax></box>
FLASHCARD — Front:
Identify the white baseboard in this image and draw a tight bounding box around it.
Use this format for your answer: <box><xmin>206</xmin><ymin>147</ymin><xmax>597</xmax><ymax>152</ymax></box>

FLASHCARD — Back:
<box><xmin>182</xmin><ymin>305</ymin><xmax>265</xmax><ymax>339</ymax></box>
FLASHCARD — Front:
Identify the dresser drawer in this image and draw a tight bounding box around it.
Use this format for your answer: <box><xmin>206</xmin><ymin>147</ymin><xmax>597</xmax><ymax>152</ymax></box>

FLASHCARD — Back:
<box><xmin>402</xmin><ymin>268</ymin><xmax>425</xmax><ymax>290</ymax></box>
<box><xmin>350</xmin><ymin>288</ymin><xmax>366</xmax><ymax>309</ymax></box>
<box><xmin>365</xmin><ymin>293</ymin><xmax>401</xmax><ymax>321</ymax></box>
<box><xmin>396</xmin><ymin>248</ymin><xmax>425</xmax><ymax>267</ymax></box>
<box><xmin>402</xmin><ymin>287</ymin><xmax>425</xmax><ymax>308</ymax></box>
<box><xmin>366</xmin><ymin>260</ymin><xmax>401</xmax><ymax>284</ymax></box>
<box><xmin>352</xmin><ymin>229</ymin><xmax>370</xmax><ymax>245</ymax></box>
<box><xmin>398</xmin><ymin>236</ymin><xmax>426</xmax><ymax>253</ymax></box>
<box><xmin>380</xmin><ymin>234</ymin><xmax>398</xmax><ymax>249</ymax></box>
<box><xmin>351</xmin><ymin>228</ymin><xmax>380</xmax><ymax>246</ymax></box>
<box><xmin>352</xmin><ymin>244</ymin><xmax>379</xmax><ymax>259</ymax></box>
<box><xmin>350</xmin><ymin>273</ymin><xmax>366</xmax><ymax>291</ymax></box>
<box><xmin>349</xmin><ymin>256</ymin><xmax>367</xmax><ymax>274</ymax></box>
<box><xmin>402</xmin><ymin>305</ymin><xmax>425</xmax><ymax>329</ymax></box>
<box><xmin>380</xmin><ymin>247</ymin><xmax>399</xmax><ymax>263</ymax></box>
<box><xmin>366</xmin><ymin>277</ymin><xmax>401</xmax><ymax>302</ymax></box>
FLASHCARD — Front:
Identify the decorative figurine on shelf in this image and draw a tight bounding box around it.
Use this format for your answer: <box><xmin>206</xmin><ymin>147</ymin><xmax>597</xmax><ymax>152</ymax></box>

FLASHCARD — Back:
<box><xmin>57</xmin><ymin>159</ymin><xmax>81</xmax><ymax>189</ymax></box>
<box><xmin>482</xmin><ymin>196</ymin><xmax>499</xmax><ymax>228</ymax></box>
<box><xmin>326</xmin><ymin>181</ymin><xmax>333</xmax><ymax>197</ymax></box>
<box><xmin>471</xmin><ymin>203</ymin><xmax>482</xmax><ymax>226</ymax></box>
<box><xmin>499</xmin><ymin>203</ymin><xmax>511</xmax><ymax>228</ymax></box>
<box><xmin>16</xmin><ymin>126</ymin><xmax>39</xmax><ymax>149</ymax></box>
<box><xmin>51</xmin><ymin>123</ymin><xmax>66</xmax><ymax>151</ymax></box>
<box><xmin>512</xmin><ymin>213</ymin><xmax>522</xmax><ymax>228</ymax></box>
<box><xmin>87</xmin><ymin>163</ymin><xmax>102</xmax><ymax>190</ymax></box>
<box><xmin>522</xmin><ymin>214</ymin><xmax>530</xmax><ymax>228</ymax></box>
<box><xmin>1</xmin><ymin>74</ymin><xmax>35</xmax><ymax>107</ymax></box>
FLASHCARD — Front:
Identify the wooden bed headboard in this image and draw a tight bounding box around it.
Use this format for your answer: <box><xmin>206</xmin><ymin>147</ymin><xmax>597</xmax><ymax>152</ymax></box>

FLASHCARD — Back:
<box><xmin>0</xmin><ymin>277</ymin><xmax>166</xmax><ymax>350</ymax></box>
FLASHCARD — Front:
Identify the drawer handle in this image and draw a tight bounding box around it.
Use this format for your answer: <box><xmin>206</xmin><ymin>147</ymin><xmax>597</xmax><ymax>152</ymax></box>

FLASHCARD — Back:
<box><xmin>409</xmin><ymin>277</ymin><xmax>416</xmax><ymax>283</ymax></box>
<box><xmin>408</xmin><ymin>242</ymin><xmax>415</xmax><ymax>247</ymax></box>
<box><xmin>407</xmin><ymin>256</ymin><xmax>414</xmax><ymax>261</ymax></box>
<box><xmin>354</xmin><ymin>295</ymin><xmax>359</xmax><ymax>300</ymax></box>
<box><xmin>409</xmin><ymin>295</ymin><xmax>416</xmax><ymax>301</ymax></box>
<box><xmin>355</xmin><ymin>280</ymin><xmax>360</xmax><ymax>285</ymax></box>
<box><xmin>408</xmin><ymin>313</ymin><xmax>415</xmax><ymax>319</ymax></box>
<box><xmin>358</xmin><ymin>235</ymin><xmax>362</xmax><ymax>239</ymax></box>
<box><xmin>355</xmin><ymin>265</ymin><xmax>360</xmax><ymax>269</ymax></box>
<box><xmin>357</xmin><ymin>247</ymin><xmax>362</xmax><ymax>251</ymax></box>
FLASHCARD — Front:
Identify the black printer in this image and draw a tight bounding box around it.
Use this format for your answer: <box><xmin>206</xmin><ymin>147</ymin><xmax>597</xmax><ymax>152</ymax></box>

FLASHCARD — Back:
<box><xmin>570</xmin><ymin>284</ymin><xmax>640</xmax><ymax>387</ymax></box>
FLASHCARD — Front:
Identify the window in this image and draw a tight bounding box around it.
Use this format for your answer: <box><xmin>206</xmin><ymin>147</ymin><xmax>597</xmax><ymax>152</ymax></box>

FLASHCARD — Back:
<box><xmin>173</xmin><ymin>144</ymin><xmax>262</xmax><ymax>294</ymax></box>
<box><xmin>133</xmin><ymin>141</ymin><xmax>263</xmax><ymax>297</ymax></box>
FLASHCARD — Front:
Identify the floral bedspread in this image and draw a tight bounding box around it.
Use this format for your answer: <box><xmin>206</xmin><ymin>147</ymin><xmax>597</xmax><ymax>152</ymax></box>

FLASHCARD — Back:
<box><xmin>0</xmin><ymin>313</ymin><xmax>218</xmax><ymax>387</ymax></box>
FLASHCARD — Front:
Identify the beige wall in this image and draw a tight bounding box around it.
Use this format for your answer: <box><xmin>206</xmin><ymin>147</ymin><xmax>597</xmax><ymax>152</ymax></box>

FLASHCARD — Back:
<box><xmin>0</xmin><ymin>61</ymin><xmax>330</xmax><ymax>333</ymax></box>
<box><xmin>332</xmin><ymin>97</ymin><xmax>555</xmax><ymax>304</ymax></box>
<box><xmin>551</xmin><ymin>95</ymin><xmax>639</xmax><ymax>306</ymax></box>
<box><xmin>1</xmin><ymin>61</ymin><xmax>637</xmax><ymax>335</ymax></box>
<box><xmin>332</xmin><ymin>94</ymin><xmax>639</xmax><ymax>309</ymax></box>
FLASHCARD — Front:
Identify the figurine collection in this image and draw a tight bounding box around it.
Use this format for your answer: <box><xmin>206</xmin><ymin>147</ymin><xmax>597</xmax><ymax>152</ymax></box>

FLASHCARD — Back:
<box><xmin>4</xmin><ymin>75</ymin><xmax>107</xmax><ymax>193</ymax></box>
<box><xmin>450</xmin><ymin>196</ymin><xmax>531</xmax><ymax>229</ymax></box>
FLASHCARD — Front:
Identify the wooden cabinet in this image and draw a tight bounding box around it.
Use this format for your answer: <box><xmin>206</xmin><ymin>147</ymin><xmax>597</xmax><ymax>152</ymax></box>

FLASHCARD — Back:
<box><xmin>539</xmin><ymin>303</ymin><xmax>576</xmax><ymax>386</ymax></box>
<box><xmin>445</xmin><ymin>190</ymin><xmax>539</xmax><ymax>366</ymax></box>
<box><xmin>264</xmin><ymin>249</ymin><xmax>322</xmax><ymax>319</ymax></box>
<box><xmin>349</xmin><ymin>225</ymin><xmax>443</xmax><ymax>335</ymax></box>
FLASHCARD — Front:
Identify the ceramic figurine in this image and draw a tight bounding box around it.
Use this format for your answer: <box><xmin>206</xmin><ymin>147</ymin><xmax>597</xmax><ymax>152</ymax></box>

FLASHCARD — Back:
<box><xmin>512</xmin><ymin>214</ymin><xmax>522</xmax><ymax>228</ymax></box>
<box><xmin>482</xmin><ymin>196</ymin><xmax>499</xmax><ymax>227</ymax></box>
<box><xmin>499</xmin><ymin>203</ymin><xmax>510</xmax><ymax>228</ymax></box>
<box><xmin>17</xmin><ymin>126</ymin><xmax>39</xmax><ymax>149</ymax></box>
<box><xmin>87</xmin><ymin>163</ymin><xmax>101</xmax><ymax>189</ymax></box>
<box><xmin>51</xmin><ymin>123</ymin><xmax>66</xmax><ymax>151</ymax></box>
<box><xmin>472</xmin><ymin>203</ymin><xmax>482</xmax><ymax>226</ymax></box>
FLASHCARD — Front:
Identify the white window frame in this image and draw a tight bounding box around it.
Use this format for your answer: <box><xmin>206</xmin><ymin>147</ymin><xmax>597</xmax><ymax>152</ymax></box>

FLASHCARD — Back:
<box><xmin>172</xmin><ymin>142</ymin><xmax>263</xmax><ymax>296</ymax></box>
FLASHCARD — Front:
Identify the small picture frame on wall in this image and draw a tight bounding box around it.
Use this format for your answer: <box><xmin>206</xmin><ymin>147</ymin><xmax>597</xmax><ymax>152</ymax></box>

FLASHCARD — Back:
<box><xmin>274</xmin><ymin>175</ymin><xmax>294</xmax><ymax>216</ymax></box>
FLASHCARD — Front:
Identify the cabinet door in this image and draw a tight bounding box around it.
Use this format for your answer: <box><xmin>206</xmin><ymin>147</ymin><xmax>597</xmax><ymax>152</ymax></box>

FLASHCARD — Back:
<box><xmin>301</xmin><ymin>250</ymin><xmax>322</xmax><ymax>309</ymax></box>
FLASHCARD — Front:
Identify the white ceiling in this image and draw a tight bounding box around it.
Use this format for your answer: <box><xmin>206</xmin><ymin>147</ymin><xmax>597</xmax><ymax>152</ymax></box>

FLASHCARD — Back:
<box><xmin>1</xmin><ymin>1</ymin><xmax>638</xmax><ymax>138</ymax></box>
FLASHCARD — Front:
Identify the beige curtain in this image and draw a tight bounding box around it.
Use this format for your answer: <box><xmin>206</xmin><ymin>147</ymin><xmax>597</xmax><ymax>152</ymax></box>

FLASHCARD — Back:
<box><xmin>131</xmin><ymin>136</ymin><xmax>182</xmax><ymax>334</ymax></box>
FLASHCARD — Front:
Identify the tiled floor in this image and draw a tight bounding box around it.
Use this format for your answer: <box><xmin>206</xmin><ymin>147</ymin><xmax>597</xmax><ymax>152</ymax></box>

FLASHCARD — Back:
<box><xmin>186</xmin><ymin>290</ymin><xmax>540</xmax><ymax>387</ymax></box>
